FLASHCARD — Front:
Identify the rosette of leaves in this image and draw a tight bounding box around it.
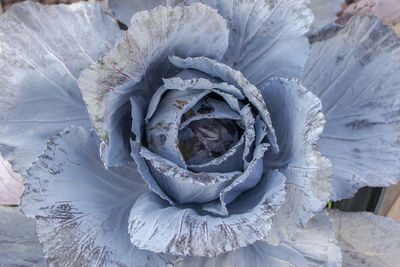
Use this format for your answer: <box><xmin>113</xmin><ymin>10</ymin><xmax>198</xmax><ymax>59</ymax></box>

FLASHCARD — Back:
<box><xmin>0</xmin><ymin>0</ymin><xmax>400</xmax><ymax>266</ymax></box>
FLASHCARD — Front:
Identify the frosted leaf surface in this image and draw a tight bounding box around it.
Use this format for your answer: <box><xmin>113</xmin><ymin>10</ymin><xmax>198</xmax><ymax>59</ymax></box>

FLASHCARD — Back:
<box><xmin>0</xmin><ymin>2</ymin><xmax>123</xmax><ymax>174</ymax></box>
<box><xmin>302</xmin><ymin>16</ymin><xmax>400</xmax><ymax>200</ymax></box>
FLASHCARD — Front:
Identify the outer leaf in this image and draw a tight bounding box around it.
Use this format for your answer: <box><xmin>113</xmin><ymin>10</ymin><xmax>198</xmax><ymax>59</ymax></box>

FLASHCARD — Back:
<box><xmin>0</xmin><ymin>2</ymin><xmax>124</xmax><ymax>174</ymax></box>
<box><xmin>261</xmin><ymin>78</ymin><xmax>332</xmax><ymax>245</ymax></box>
<box><xmin>78</xmin><ymin>3</ymin><xmax>229</xmax><ymax>167</ymax></box>
<box><xmin>329</xmin><ymin>210</ymin><xmax>400</xmax><ymax>266</ymax></box>
<box><xmin>302</xmin><ymin>16</ymin><xmax>400</xmax><ymax>201</ymax></box>
<box><xmin>20</xmin><ymin>127</ymin><xmax>175</xmax><ymax>266</ymax></box>
<box><xmin>0</xmin><ymin>153</ymin><xmax>23</xmax><ymax>205</ymax></box>
<box><xmin>128</xmin><ymin>170</ymin><xmax>286</xmax><ymax>257</ymax></box>
<box><xmin>177</xmin><ymin>210</ymin><xmax>341</xmax><ymax>267</ymax></box>
<box><xmin>0</xmin><ymin>206</ymin><xmax>46</xmax><ymax>266</ymax></box>
<box><xmin>108</xmin><ymin>0</ymin><xmax>166</xmax><ymax>26</ymax></box>
<box><xmin>169</xmin><ymin>0</ymin><xmax>313</xmax><ymax>87</ymax></box>
<box><xmin>309</xmin><ymin>0</ymin><xmax>343</xmax><ymax>28</ymax></box>
<box><xmin>261</xmin><ymin>78</ymin><xmax>324</xmax><ymax>168</ymax></box>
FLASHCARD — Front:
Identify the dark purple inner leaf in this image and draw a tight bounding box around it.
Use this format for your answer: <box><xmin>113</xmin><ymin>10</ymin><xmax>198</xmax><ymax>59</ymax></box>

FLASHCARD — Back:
<box><xmin>178</xmin><ymin>118</ymin><xmax>241</xmax><ymax>165</ymax></box>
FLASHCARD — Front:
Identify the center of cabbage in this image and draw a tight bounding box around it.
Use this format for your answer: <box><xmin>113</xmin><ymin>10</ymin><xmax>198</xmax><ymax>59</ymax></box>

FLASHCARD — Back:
<box><xmin>178</xmin><ymin>118</ymin><xmax>240</xmax><ymax>165</ymax></box>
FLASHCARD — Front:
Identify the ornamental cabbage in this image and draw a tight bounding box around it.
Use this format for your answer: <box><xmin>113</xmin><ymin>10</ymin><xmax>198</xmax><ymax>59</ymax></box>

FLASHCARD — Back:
<box><xmin>0</xmin><ymin>0</ymin><xmax>399</xmax><ymax>266</ymax></box>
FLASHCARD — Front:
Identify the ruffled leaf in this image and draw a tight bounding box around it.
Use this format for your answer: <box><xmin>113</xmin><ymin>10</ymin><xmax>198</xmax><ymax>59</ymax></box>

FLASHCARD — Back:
<box><xmin>255</xmin><ymin>115</ymin><xmax>268</xmax><ymax>146</ymax></box>
<box><xmin>221</xmin><ymin>143</ymin><xmax>269</xmax><ymax>206</ymax></box>
<box><xmin>21</xmin><ymin>127</ymin><xmax>174</xmax><ymax>266</ymax></box>
<box><xmin>302</xmin><ymin>16</ymin><xmax>400</xmax><ymax>201</ymax></box>
<box><xmin>239</xmin><ymin>105</ymin><xmax>257</xmax><ymax>167</ymax></box>
<box><xmin>260</xmin><ymin>78</ymin><xmax>332</xmax><ymax>245</ymax></box>
<box><xmin>130</xmin><ymin>140</ymin><xmax>175</xmax><ymax>204</ymax></box>
<box><xmin>176</xmin><ymin>210</ymin><xmax>341</xmax><ymax>267</ymax></box>
<box><xmin>0</xmin><ymin>207</ymin><xmax>46</xmax><ymax>266</ymax></box>
<box><xmin>0</xmin><ymin>1</ymin><xmax>123</xmax><ymax>174</ymax></box>
<box><xmin>261</xmin><ymin>78</ymin><xmax>324</xmax><ymax>168</ymax></box>
<box><xmin>329</xmin><ymin>210</ymin><xmax>400</xmax><ymax>266</ymax></box>
<box><xmin>169</xmin><ymin>0</ymin><xmax>313</xmax><ymax>87</ymax></box>
<box><xmin>129</xmin><ymin>170</ymin><xmax>286</xmax><ymax>256</ymax></box>
<box><xmin>145</xmin><ymin>72</ymin><xmax>244</xmax><ymax>125</ymax></box>
<box><xmin>163</xmin><ymin>76</ymin><xmax>245</xmax><ymax>100</ymax></box>
<box><xmin>203</xmin><ymin>142</ymin><xmax>269</xmax><ymax>217</ymax></box>
<box><xmin>0</xmin><ymin>153</ymin><xmax>23</xmax><ymax>205</ymax></box>
<box><xmin>140</xmin><ymin>146</ymin><xmax>242</xmax><ymax>204</ymax></box>
<box><xmin>78</xmin><ymin>3</ymin><xmax>229</xmax><ymax>167</ymax></box>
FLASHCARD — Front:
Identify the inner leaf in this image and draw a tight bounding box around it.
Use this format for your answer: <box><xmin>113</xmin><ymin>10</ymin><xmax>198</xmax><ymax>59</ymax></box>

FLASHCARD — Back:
<box><xmin>179</xmin><ymin>118</ymin><xmax>241</xmax><ymax>165</ymax></box>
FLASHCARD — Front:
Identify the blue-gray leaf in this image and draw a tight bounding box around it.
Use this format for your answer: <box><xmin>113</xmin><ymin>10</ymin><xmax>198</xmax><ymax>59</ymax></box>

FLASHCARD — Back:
<box><xmin>0</xmin><ymin>2</ymin><xmax>123</xmax><ymax>174</ymax></box>
<box><xmin>302</xmin><ymin>16</ymin><xmax>400</xmax><ymax>201</ymax></box>
<box><xmin>20</xmin><ymin>127</ymin><xmax>175</xmax><ymax>266</ymax></box>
